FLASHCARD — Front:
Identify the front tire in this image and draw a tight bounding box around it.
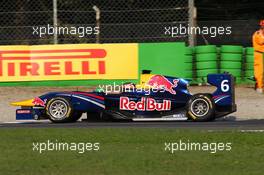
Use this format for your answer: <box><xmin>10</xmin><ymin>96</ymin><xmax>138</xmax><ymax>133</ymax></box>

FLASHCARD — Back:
<box><xmin>187</xmin><ymin>94</ymin><xmax>215</xmax><ymax>121</ymax></box>
<box><xmin>46</xmin><ymin>97</ymin><xmax>76</xmax><ymax>123</ymax></box>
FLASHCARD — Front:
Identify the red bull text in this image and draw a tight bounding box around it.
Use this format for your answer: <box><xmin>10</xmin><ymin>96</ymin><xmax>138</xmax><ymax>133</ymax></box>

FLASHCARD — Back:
<box><xmin>120</xmin><ymin>97</ymin><xmax>171</xmax><ymax>111</ymax></box>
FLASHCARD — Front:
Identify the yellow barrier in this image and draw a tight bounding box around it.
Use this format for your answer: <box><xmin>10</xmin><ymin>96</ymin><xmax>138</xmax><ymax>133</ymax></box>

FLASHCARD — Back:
<box><xmin>0</xmin><ymin>44</ymin><xmax>138</xmax><ymax>82</ymax></box>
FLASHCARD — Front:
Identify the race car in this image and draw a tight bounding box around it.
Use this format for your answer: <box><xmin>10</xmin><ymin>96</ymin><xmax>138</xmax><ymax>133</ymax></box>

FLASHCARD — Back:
<box><xmin>11</xmin><ymin>72</ymin><xmax>236</xmax><ymax>123</ymax></box>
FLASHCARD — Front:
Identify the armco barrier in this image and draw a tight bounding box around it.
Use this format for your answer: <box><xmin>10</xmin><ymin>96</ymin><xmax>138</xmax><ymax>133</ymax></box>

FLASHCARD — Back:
<box><xmin>139</xmin><ymin>42</ymin><xmax>186</xmax><ymax>78</ymax></box>
<box><xmin>0</xmin><ymin>44</ymin><xmax>138</xmax><ymax>82</ymax></box>
<box><xmin>0</xmin><ymin>42</ymin><xmax>187</xmax><ymax>86</ymax></box>
<box><xmin>1</xmin><ymin>43</ymin><xmax>255</xmax><ymax>86</ymax></box>
<box><xmin>0</xmin><ymin>79</ymin><xmax>138</xmax><ymax>87</ymax></box>
<box><xmin>184</xmin><ymin>47</ymin><xmax>194</xmax><ymax>79</ymax></box>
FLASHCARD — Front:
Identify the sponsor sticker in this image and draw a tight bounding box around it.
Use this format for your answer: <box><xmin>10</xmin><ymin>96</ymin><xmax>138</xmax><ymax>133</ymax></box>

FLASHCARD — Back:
<box><xmin>120</xmin><ymin>97</ymin><xmax>171</xmax><ymax>111</ymax></box>
<box><xmin>17</xmin><ymin>110</ymin><xmax>31</xmax><ymax>114</ymax></box>
<box><xmin>0</xmin><ymin>44</ymin><xmax>138</xmax><ymax>82</ymax></box>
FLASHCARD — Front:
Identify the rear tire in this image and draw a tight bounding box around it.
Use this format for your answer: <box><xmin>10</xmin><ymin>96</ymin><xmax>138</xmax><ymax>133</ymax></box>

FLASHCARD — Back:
<box><xmin>187</xmin><ymin>94</ymin><xmax>215</xmax><ymax>121</ymax></box>
<box><xmin>46</xmin><ymin>97</ymin><xmax>76</xmax><ymax>123</ymax></box>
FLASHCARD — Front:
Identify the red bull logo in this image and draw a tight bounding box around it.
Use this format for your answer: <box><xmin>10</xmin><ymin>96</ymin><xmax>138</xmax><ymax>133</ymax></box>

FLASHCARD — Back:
<box><xmin>147</xmin><ymin>75</ymin><xmax>179</xmax><ymax>94</ymax></box>
<box><xmin>120</xmin><ymin>97</ymin><xmax>171</xmax><ymax>111</ymax></box>
<box><xmin>32</xmin><ymin>97</ymin><xmax>46</xmax><ymax>107</ymax></box>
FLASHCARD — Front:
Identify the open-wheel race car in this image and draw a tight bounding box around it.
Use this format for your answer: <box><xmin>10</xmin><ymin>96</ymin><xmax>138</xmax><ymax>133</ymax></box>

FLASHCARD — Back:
<box><xmin>11</xmin><ymin>72</ymin><xmax>236</xmax><ymax>123</ymax></box>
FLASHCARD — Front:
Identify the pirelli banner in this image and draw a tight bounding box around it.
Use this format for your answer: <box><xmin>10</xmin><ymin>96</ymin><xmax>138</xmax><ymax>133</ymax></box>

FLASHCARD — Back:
<box><xmin>0</xmin><ymin>44</ymin><xmax>138</xmax><ymax>82</ymax></box>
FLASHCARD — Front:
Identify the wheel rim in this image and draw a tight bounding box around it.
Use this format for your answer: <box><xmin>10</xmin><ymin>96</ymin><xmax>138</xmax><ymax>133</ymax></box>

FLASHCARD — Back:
<box><xmin>49</xmin><ymin>100</ymin><xmax>68</xmax><ymax>120</ymax></box>
<box><xmin>190</xmin><ymin>99</ymin><xmax>210</xmax><ymax>117</ymax></box>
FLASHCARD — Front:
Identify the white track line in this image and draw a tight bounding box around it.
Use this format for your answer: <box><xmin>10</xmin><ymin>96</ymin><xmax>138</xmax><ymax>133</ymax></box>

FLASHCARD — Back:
<box><xmin>240</xmin><ymin>130</ymin><xmax>264</xmax><ymax>132</ymax></box>
<box><xmin>0</xmin><ymin>120</ymin><xmax>51</xmax><ymax>124</ymax></box>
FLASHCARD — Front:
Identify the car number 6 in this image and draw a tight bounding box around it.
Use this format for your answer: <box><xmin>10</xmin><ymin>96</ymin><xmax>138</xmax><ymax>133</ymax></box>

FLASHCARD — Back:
<box><xmin>221</xmin><ymin>80</ymin><xmax>229</xmax><ymax>92</ymax></box>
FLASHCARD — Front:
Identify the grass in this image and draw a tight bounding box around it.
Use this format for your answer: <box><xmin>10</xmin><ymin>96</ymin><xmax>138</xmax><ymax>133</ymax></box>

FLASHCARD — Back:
<box><xmin>0</xmin><ymin>128</ymin><xmax>263</xmax><ymax>175</ymax></box>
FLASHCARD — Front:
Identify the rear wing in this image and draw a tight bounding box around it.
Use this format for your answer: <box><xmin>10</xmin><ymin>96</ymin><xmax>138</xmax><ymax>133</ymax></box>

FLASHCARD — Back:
<box><xmin>207</xmin><ymin>73</ymin><xmax>235</xmax><ymax>106</ymax></box>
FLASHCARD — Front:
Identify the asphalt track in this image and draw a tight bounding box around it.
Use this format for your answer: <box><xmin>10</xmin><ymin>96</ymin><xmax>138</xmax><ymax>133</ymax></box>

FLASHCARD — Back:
<box><xmin>1</xmin><ymin>119</ymin><xmax>264</xmax><ymax>130</ymax></box>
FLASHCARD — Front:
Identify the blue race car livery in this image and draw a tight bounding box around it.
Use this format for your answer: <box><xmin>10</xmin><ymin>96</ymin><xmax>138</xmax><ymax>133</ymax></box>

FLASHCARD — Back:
<box><xmin>11</xmin><ymin>73</ymin><xmax>236</xmax><ymax>123</ymax></box>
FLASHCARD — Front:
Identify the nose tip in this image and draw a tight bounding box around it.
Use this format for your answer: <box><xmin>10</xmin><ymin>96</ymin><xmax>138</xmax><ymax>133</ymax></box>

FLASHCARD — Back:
<box><xmin>10</xmin><ymin>99</ymin><xmax>34</xmax><ymax>107</ymax></box>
